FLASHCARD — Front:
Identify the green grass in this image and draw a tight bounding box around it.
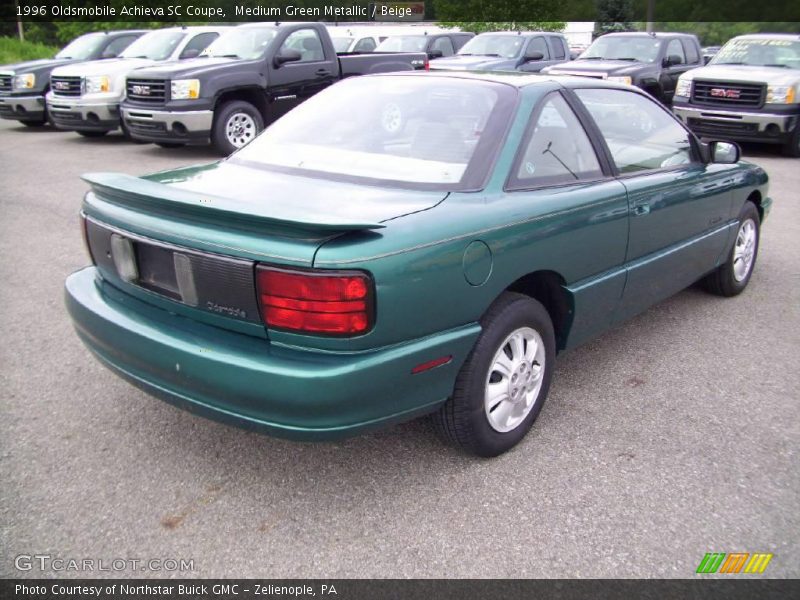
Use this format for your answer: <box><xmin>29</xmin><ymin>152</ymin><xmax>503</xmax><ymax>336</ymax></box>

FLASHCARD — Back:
<box><xmin>0</xmin><ymin>37</ymin><xmax>59</xmax><ymax>66</ymax></box>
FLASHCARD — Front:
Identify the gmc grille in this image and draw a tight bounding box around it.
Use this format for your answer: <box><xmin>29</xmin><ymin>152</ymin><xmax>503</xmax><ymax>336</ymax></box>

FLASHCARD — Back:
<box><xmin>126</xmin><ymin>78</ymin><xmax>167</xmax><ymax>104</ymax></box>
<box><xmin>51</xmin><ymin>76</ymin><xmax>83</xmax><ymax>97</ymax></box>
<box><xmin>691</xmin><ymin>80</ymin><xmax>765</xmax><ymax>108</ymax></box>
<box><xmin>0</xmin><ymin>73</ymin><xmax>12</xmax><ymax>93</ymax></box>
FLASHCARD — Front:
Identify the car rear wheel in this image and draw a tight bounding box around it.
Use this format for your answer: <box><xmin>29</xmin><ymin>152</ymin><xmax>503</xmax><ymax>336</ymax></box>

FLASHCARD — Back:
<box><xmin>211</xmin><ymin>100</ymin><xmax>263</xmax><ymax>156</ymax></box>
<box><xmin>433</xmin><ymin>292</ymin><xmax>555</xmax><ymax>457</ymax></box>
<box><xmin>703</xmin><ymin>201</ymin><xmax>760</xmax><ymax>296</ymax></box>
<box><xmin>782</xmin><ymin>122</ymin><xmax>800</xmax><ymax>158</ymax></box>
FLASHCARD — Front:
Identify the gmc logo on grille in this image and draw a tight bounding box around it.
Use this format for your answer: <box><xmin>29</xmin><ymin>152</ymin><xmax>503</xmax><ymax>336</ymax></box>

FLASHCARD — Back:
<box><xmin>53</xmin><ymin>81</ymin><xmax>70</xmax><ymax>90</ymax></box>
<box><xmin>131</xmin><ymin>85</ymin><xmax>150</xmax><ymax>95</ymax></box>
<box><xmin>710</xmin><ymin>88</ymin><xmax>741</xmax><ymax>99</ymax></box>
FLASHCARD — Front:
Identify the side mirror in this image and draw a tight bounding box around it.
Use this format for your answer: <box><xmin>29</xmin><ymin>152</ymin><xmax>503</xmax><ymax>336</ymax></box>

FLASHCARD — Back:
<box><xmin>703</xmin><ymin>55</ymin><xmax>712</xmax><ymax>65</ymax></box>
<box><xmin>273</xmin><ymin>49</ymin><xmax>302</xmax><ymax>67</ymax></box>
<box><xmin>663</xmin><ymin>54</ymin><xmax>683</xmax><ymax>67</ymax></box>
<box><xmin>428</xmin><ymin>49</ymin><xmax>444</xmax><ymax>59</ymax></box>
<box><xmin>710</xmin><ymin>141</ymin><xmax>740</xmax><ymax>164</ymax></box>
<box><xmin>101</xmin><ymin>50</ymin><xmax>118</xmax><ymax>59</ymax></box>
<box><xmin>525</xmin><ymin>51</ymin><xmax>545</xmax><ymax>62</ymax></box>
<box><xmin>180</xmin><ymin>48</ymin><xmax>201</xmax><ymax>59</ymax></box>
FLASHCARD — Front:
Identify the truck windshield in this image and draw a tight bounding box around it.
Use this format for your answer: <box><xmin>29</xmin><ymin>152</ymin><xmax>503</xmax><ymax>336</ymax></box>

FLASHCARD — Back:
<box><xmin>711</xmin><ymin>38</ymin><xmax>800</xmax><ymax>68</ymax></box>
<box><xmin>376</xmin><ymin>36</ymin><xmax>428</xmax><ymax>53</ymax></box>
<box><xmin>458</xmin><ymin>35</ymin><xmax>525</xmax><ymax>59</ymax></box>
<box><xmin>120</xmin><ymin>31</ymin><xmax>185</xmax><ymax>60</ymax></box>
<box><xmin>232</xmin><ymin>76</ymin><xmax>514</xmax><ymax>190</ymax></box>
<box><xmin>55</xmin><ymin>33</ymin><xmax>106</xmax><ymax>60</ymax></box>
<box><xmin>203</xmin><ymin>27</ymin><xmax>277</xmax><ymax>59</ymax></box>
<box><xmin>581</xmin><ymin>36</ymin><xmax>662</xmax><ymax>63</ymax></box>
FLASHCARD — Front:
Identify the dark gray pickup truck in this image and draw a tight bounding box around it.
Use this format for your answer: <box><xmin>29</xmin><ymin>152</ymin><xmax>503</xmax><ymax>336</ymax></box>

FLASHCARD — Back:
<box><xmin>121</xmin><ymin>22</ymin><xmax>428</xmax><ymax>154</ymax></box>
<box><xmin>542</xmin><ymin>32</ymin><xmax>704</xmax><ymax>105</ymax></box>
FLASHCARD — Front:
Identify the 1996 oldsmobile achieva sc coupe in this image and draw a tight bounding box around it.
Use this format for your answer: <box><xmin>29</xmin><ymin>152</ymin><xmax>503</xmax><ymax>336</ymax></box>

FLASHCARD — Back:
<box><xmin>65</xmin><ymin>72</ymin><xmax>771</xmax><ymax>456</ymax></box>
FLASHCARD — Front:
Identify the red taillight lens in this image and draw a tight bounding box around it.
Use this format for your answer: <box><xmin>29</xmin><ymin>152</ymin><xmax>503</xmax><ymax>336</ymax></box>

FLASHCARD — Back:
<box><xmin>256</xmin><ymin>266</ymin><xmax>373</xmax><ymax>336</ymax></box>
<box><xmin>425</xmin><ymin>57</ymin><xmax>430</xmax><ymax>71</ymax></box>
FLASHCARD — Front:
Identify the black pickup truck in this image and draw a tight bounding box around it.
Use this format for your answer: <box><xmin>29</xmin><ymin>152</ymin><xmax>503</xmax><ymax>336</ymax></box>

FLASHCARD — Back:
<box><xmin>122</xmin><ymin>22</ymin><xmax>428</xmax><ymax>154</ymax></box>
<box><xmin>541</xmin><ymin>32</ymin><xmax>704</xmax><ymax>105</ymax></box>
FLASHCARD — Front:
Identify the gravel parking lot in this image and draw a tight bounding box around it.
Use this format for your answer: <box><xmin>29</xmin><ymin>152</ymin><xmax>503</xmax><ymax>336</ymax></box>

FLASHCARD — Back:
<box><xmin>1</xmin><ymin>119</ymin><xmax>798</xmax><ymax>579</ymax></box>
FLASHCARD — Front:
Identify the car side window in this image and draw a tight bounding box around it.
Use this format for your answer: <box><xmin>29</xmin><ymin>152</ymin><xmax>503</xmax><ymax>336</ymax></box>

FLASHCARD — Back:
<box><xmin>179</xmin><ymin>32</ymin><xmax>220</xmax><ymax>59</ymax></box>
<box><xmin>682</xmin><ymin>39</ymin><xmax>700</xmax><ymax>64</ymax></box>
<box><xmin>102</xmin><ymin>35</ymin><xmax>137</xmax><ymax>58</ymax></box>
<box><xmin>575</xmin><ymin>88</ymin><xmax>695</xmax><ymax>174</ymax></box>
<box><xmin>282</xmin><ymin>29</ymin><xmax>325</xmax><ymax>62</ymax></box>
<box><xmin>526</xmin><ymin>37</ymin><xmax>549</xmax><ymax>59</ymax></box>
<box><xmin>665</xmin><ymin>39</ymin><xmax>686</xmax><ymax>64</ymax></box>
<box><xmin>353</xmin><ymin>37</ymin><xmax>376</xmax><ymax>52</ymax></box>
<box><xmin>432</xmin><ymin>36</ymin><xmax>455</xmax><ymax>57</ymax></box>
<box><xmin>509</xmin><ymin>93</ymin><xmax>603</xmax><ymax>189</ymax></box>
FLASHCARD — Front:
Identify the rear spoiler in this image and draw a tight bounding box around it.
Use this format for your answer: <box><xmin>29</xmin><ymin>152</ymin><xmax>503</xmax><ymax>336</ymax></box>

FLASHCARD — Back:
<box><xmin>81</xmin><ymin>172</ymin><xmax>386</xmax><ymax>232</ymax></box>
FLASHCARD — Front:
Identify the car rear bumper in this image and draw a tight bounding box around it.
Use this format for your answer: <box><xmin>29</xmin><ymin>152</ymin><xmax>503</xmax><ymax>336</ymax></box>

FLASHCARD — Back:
<box><xmin>121</xmin><ymin>106</ymin><xmax>213</xmax><ymax>144</ymax></box>
<box><xmin>673</xmin><ymin>103</ymin><xmax>800</xmax><ymax>144</ymax></box>
<box><xmin>0</xmin><ymin>94</ymin><xmax>45</xmax><ymax>121</ymax></box>
<box><xmin>65</xmin><ymin>267</ymin><xmax>478</xmax><ymax>439</ymax></box>
<box><xmin>47</xmin><ymin>98</ymin><xmax>120</xmax><ymax>132</ymax></box>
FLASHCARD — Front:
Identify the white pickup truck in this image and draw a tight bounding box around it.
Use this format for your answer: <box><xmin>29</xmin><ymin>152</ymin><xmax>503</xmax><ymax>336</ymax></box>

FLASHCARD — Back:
<box><xmin>46</xmin><ymin>26</ymin><xmax>228</xmax><ymax>137</ymax></box>
<box><xmin>672</xmin><ymin>34</ymin><xmax>800</xmax><ymax>157</ymax></box>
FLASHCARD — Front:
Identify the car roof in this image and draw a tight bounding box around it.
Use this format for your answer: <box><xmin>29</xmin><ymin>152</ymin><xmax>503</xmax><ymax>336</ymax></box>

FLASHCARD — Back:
<box><xmin>476</xmin><ymin>31</ymin><xmax>562</xmax><ymax>37</ymax></box>
<box><xmin>380</xmin><ymin>69</ymin><xmax>639</xmax><ymax>92</ymax></box>
<box><xmin>601</xmin><ymin>32</ymin><xmax>693</xmax><ymax>38</ymax></box>
<box><xmin>732</xmin><ymin>33</ymin><xmax>800</xmax><ymax>41</ymax></box>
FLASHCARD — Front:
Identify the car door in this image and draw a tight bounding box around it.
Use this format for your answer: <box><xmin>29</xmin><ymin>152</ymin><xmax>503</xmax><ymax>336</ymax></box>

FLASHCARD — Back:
<box><xmin>504</xmin><ymin>91</ymin><xmax>630</xmax><ymax>347</ymax></box>
<box><xmin>267</xmin><ymin>27</ymin><xmax>337</xmax><ymax>121</ymax></box>
<box><xmin>518</xmin><ymin>36</ymin><xmax>551</xmax><ymax>72</ymax></box>
<box><xmin>572</xmin><ymin>87</ymin><xmax>737</xmax><ymax>322</ymax></box>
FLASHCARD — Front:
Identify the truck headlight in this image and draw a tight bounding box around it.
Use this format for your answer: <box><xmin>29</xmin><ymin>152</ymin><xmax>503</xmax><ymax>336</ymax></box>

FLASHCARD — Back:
<box><xmin>171</xmin><ymin>79</ymin><xmax>200</xmax><ymax>100</ymax></box>
<box><xmin>607</xmin><ymin>76</ymin><xmax>632</xmax><ymax>85</ymax></box>
<box><xmin>766</xmin><ymin>85</ymin><xmax>796</xmax><ymax>104</ymax></box>
<box><xmin>13</xmin><ymin>73</ymin><xmax>35</xmax><ymax>89</ymax></box>
<box><xmin>84</xmin><ymin>75</ymin><xmax>110</xmax><ymax>94</ymax></box>
<box><xmin>675</xmin><ymin>78</ymin><xmax>692</xmax><ymax>98</ymax></box>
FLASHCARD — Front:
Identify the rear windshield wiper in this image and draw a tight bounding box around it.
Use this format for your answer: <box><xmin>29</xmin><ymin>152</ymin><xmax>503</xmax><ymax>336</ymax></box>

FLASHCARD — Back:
<box><xmin>581</xmin><ymin>56</ymin><xmax>605</xmax><ymax>60</ymax></box>
<box><xmin>615</xmin><ymin>57</ymin><xmax>639</xmax><ymax>61</ymax></box>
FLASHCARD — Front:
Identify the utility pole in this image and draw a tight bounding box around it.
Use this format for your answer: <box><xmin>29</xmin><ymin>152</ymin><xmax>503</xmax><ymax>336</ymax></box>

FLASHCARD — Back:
<box><xmin>15</xmin><ymin>0</ymin><xmax>25</xmax><ymax>41</ymax></box>
<box><xmin>646</xmin><ymin>0</ymin><xmax>655</xmax><ymax>33</ymax></box>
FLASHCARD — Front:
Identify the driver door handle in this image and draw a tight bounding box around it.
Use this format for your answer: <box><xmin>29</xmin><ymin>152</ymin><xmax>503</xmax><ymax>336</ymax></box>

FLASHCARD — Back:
<box><xmin>316</xmin><ymin>69</ymin><xmax>330</xmax><ymax>76</ymax></box>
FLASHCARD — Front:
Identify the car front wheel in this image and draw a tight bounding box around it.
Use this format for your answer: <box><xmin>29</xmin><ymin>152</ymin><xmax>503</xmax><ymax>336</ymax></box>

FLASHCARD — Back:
<box><xmin>703</xmin><ymin>201</ymin><xmax>760</xmax><ymax>296</ymax></box>
<box><xmin>433</xmin><ymin>292</ymin><xmax>556</xmax><ymax>457</ymax></box>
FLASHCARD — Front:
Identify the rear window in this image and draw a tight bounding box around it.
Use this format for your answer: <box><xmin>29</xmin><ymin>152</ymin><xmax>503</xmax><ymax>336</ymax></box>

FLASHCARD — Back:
<box><xmin>232</xmin><ymin>76</ymin><xmax>516</xmax><ymax>191</ymax></box>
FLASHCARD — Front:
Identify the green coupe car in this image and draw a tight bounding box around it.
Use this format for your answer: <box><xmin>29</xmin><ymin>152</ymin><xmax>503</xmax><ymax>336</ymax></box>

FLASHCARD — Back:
<box><xmin>65</xmin><ymin>71</ymin><xmax>770</xmax><ymax>456</ymax></box>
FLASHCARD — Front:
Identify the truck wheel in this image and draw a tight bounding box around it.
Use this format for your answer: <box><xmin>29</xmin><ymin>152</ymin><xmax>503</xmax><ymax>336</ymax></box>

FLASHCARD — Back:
<box><xmin>703</xmin><ymin>201</ymin><xmax>760</xmax><ymax>297</ymax></box>
<box><xmin>211</xmin><ymin>100</ymin><xmax>263</xmax><ymax>156</ymax></box>
<box><xmin>433</xmin><ymin>292</ymin><xmax>555</xmax><ymax>457</ymax></box>
<box><xmin>782</xmin><ymin>123</ymin><xmax>800</xmax><ymax>158</ymax></box>
<box><xmin>77</xmin><ymin>131</ymin><xmax>108</xmax><ymax>138</ymax></box>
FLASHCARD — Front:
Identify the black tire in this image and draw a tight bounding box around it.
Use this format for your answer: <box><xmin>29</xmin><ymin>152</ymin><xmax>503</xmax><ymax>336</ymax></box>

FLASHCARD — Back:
<box><xmin>77</xmin><ymin>130</ymin><xmax>108</xmax><ymax>138</ymax></box>
<box><xmin>433</xmin><ymin>292</ymin><xmax>556</xmax><ymax>457</ymax></box>
<box><xmin>155</xmin><ymin>142</ymin><xmax>186</xmax><ymax>149</ymax></box>
<box><xmin>703</xmin><ymin>201</ymin><xmax>760</xmax><ymax>297</ymax></box>
<box><xmin>782</xmin><ymin>122</ymin><xmax>800</xmax><ymax>158</ymax></box>
<box><xmin>211</xmin><ymin>100</ymin><xmax>263</xmax><ymax>156</ymax></box>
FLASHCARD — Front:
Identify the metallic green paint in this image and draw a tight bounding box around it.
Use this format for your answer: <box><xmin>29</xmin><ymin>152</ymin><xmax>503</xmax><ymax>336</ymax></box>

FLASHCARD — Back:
<box><xmin>65</xmin><ymin>74</ymin><xmax>771</xmax><ymax>439</ymax></box>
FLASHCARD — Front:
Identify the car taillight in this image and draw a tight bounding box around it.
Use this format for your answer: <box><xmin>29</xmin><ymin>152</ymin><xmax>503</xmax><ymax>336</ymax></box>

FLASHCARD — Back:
<box><xmin>425</xmin><ymin>57</ymin><xmax>430</xmax><ymax>71</ymax></box>
<box><xmin>256</xmin><ymin>265</ymin><xmax>374</xmax><ymax>336</ymax></box>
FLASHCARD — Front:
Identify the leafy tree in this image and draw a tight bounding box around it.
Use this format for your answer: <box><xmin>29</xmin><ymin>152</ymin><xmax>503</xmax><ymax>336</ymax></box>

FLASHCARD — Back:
<box><xmin>595</xmin><ymin>0</ymin><xmax>636</xmax><ymax>36</ymax></box>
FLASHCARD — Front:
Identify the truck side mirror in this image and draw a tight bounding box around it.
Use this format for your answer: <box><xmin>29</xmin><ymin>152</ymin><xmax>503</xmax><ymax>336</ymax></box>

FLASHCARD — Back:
<box><xmin>525</xmin><ymin>51</ymin><xmax>545</xmax><ymax>62</ymax></box>
<box><xmin>710</xmin><ymin>141</ymin><xmax>740</xmax><ymax>164</ymax></box>
<box><xmin>180</xmin><ymin>48</ymin><xmax>201</xmax><ymax>60</ymax></box>
<box><xmin>663</xmin><ymin>54</ymin><xmax>683</xmax><ymax>67</ymax></box>
<box><xmin>428</xmin><ymin>49</ymin><xmax>444</xmax><ymax>59</ymax></box>
<box><xmin>703</xmin><ymin>55</ymin><xmax>712</xmax><ymax>65</ymax></box>
<box><xmin>101</xmin><ymin>50</ymin><xmax>118</xmax><ymax>59</ymax></box>
<box><xmin>274</xmin><ymin>49</ymin><xmax>302</xmax><ymax>67</ymax></box>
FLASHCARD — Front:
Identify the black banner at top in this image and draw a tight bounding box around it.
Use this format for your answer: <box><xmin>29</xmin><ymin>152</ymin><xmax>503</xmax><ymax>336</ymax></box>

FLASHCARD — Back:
<box><xmin>1</xmin><ymin>0</ymin><xmax>800</xmax><ymax>23</ymax></box>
